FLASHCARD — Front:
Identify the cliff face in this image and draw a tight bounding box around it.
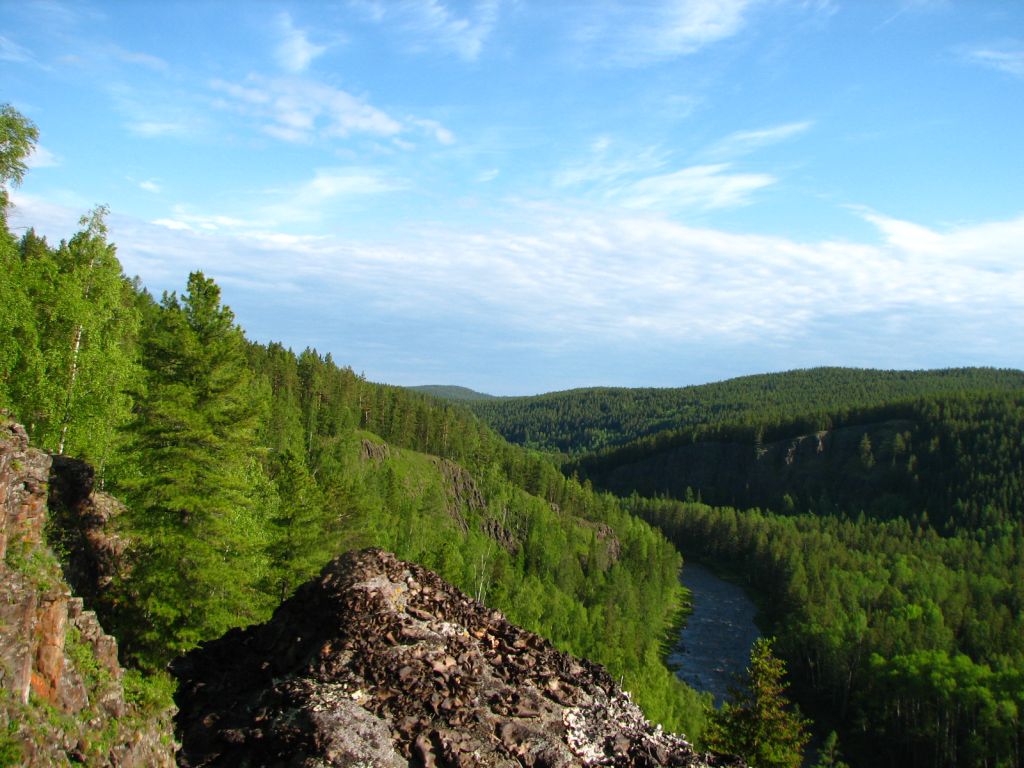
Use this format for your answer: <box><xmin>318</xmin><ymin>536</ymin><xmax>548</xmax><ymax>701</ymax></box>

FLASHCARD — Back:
<box><xmin>174</xmin><ymin>548</ymin><xmax>743</xmax><ymax>768</ymax></box>
<box><xmin>0</xmin><ymin>417</ymin><xmax>175</xmax><ymax>767</ymax></box>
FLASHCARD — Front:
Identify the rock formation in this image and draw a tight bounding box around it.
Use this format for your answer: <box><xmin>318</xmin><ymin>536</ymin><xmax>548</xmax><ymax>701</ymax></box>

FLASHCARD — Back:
<box><xmin>0</xmin><ymin>417</ymin><xmax>175</xmax><ymax>767</ymax></box>
<box><xmin>174</xmin><ymin>548</ymin><xmax>743</xmax><ymax>767</ymax></box>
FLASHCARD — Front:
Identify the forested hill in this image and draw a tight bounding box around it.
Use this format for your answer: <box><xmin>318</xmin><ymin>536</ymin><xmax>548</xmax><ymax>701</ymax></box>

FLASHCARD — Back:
<box><xmin>0</xmin><ymin>199</ymin><xmax>707</xmax><ymax>741</ymax></box>
<box><xmin>450</xmin><ymin>367</ymin><xmax>1024</xmax><ymax>455</ymax></box>
<box><xmin>575</xmin><ymin>391</ymin><xmax>1024</xmax><ymax>531</ymax></box>
<box><xmin>410</xmin><ymin>384</ymin><xmax>498</xmax><ymax>401</ymax></box>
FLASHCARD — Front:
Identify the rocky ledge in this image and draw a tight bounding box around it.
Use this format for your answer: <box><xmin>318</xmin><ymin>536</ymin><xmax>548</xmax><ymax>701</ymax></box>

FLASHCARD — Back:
<box><xmin>0</xmin><ymin>417</ymin><xmax>175</xmax><ymax>766</ymax></box>
<box><xmin>173</xmin><ymin>548</ymin><xmax>742</xmax><ymax>768</ymax></box>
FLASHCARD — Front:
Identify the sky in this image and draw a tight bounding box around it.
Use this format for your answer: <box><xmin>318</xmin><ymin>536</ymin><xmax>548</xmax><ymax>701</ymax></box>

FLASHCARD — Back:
<box><xmin>2</xmin><ymin>0</ymin><xmax>1022</xmax><ymax>395</ymax></box>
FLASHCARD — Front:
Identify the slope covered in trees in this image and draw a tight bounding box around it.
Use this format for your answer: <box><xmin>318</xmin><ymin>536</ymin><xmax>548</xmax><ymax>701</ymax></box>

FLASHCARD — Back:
<box><xmin>575</xmin><ymin>391</ymin><xmax>1024</xmax><ymax>531</ymax></box>
<box><xmin>456</xmin><ymin>354</ymin><xmax>1024</xmax><ymax>766</ymax></box>
<box><xmin>453</xmin><ymin>368</ymin><xmax>1024</xmax><ymax>455</ymax></box>
<box><xmin>0</xmin><ymin>120</ymin><xmax>708</xmax><ymax>738</ymax></box>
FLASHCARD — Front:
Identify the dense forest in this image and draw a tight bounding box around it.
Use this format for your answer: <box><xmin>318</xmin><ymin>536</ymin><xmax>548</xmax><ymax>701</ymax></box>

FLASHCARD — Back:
<box><xmin>463</xmin><ymin>370</ymin><xmax>1024</xmax><ymax>767</ymax></box>
<box><xmin>455</xmin><ymin>368</ymin><xmax>1024</xmax><ymax>455</ymax></box>
<box><xmin>0</xmin><ymin>110</ymin><xmax>708</xmax><ymax>743</ymax></box>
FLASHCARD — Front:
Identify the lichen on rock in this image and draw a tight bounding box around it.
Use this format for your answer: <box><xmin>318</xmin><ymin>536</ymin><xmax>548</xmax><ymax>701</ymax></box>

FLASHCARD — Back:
<box><xmin>174</xmin><ymin>547</ymin><xmax>743</xmax><ymax>768</ymax></box>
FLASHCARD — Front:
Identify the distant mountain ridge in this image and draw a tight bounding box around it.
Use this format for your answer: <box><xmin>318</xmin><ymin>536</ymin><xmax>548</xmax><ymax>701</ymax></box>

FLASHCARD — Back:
<box><xmin>411</xmin><ymin>384</ymin><xmax>499</xmax><ymax>402</ymax></box>
<box><xmin>456</xmin><ymin>367</ymin><xmax>1024</xmax><ymax>455</ymax></box>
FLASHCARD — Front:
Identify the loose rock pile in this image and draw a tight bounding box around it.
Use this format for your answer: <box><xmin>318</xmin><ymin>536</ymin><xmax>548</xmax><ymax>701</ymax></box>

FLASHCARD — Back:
<box><xmin>173</xmin><ymin>548</ymin><xmax>742</xmax><ymax>767</ymax></box>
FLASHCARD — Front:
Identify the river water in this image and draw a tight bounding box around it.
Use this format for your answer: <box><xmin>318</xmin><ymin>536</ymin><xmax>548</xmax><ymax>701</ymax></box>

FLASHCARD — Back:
<box><xmin>667</xmin><ymin>561</ymin><xmax>760</xmax><ymax>706</ymax></box>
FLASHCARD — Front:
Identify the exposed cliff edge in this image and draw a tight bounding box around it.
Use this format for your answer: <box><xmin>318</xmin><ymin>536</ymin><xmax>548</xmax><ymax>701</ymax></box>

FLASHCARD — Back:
<box><xmin>0</xmin><ymin>417</ymin><xmax>175</xmax><ymax>766</ymax></box>
<box><xmin>173</xmin><ymin>548</ymin><xmax>742</xmax><ymax>768</ymax></box>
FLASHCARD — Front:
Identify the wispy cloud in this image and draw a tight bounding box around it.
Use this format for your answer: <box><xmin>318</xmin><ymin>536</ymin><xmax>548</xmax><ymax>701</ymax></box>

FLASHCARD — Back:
<box><xmin>964</xmin><ymin>43</ymin><xmax>1024</xmax><ymax>79</ymax></box>
<box><xmin>108</xmin><ymin>83</ymin><xmax>207</xmax><ymax>139</ymax></box>
<box><xmin>554</xmin><ymin>137</ymin><xmax>668</xmax><ymax>189</ymax></box>
<box><xmin>12</xmin><ymin>194</ymin><xmax>1023</xmax><ymax>379</ymax></box>
<box><xmin>574</xmin><ymin>0</ymin><xmax>758</xmax><ymax>66</ymax></box>
<box><xmin>210</xmin><ymin>75</ymin><xmax>454</xmax><ymax>147</ymax></box>
<box><xmin>555</xmin><ymin>138</ymin><xmax>776</xmax><ymax>211</ymax></box>
<box><xmin>354</xmin><ymin>0</ymin><xmax>500</xmax><ymax>61</ymax></box>
<box><xmin>704</xmin><ymin>120</ymin><xmax>814</xmax><ymax>160</ymax></box>
<box><xmin>139</xmin><ymin>179</ymin><xmax>161</xmax><ymax>193</ymax></box>
<box><xmin>274</xmin><ymin>12</ymin><xmax>329</xmax><ymax>73</ymax></box>
<box><xmin>107</xmin><ymin>45</ymin><xmax>169</xmax><ymax>71</ymax></box>
<box><xmin>26</xmin><ymin>145</ymin><xmax>60</xmax><ymax>169</ymax></box>
<box><xmin>211</xmin><ymin>75</ymin><xmax>402</xmax><ymax>142</ymax></box>
<box><xmin>0</xmin><ymin>34</ymin><xmax>37</xmax><ymax>64</ymax></box>
<box><xmin>614</xmin><ymin>164</ymin><xmax>776</xmax><ymax>210</ymax></box>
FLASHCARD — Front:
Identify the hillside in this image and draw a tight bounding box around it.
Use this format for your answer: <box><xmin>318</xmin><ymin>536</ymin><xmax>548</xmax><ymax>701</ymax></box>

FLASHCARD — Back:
<box><xmin>0</xmin><ymin>205</ymin><xmax>708</xmax><ymax>741</ymax></box>
<box><xmin>411</xmin><ymin>384</ymin><xmax>499</xmax><ymax>402</ymax></box>
<box><xmin>576</xmin><ymin>392</ymin><xmax>1024</xmax><ymax>530</ymax></box>
<box><xmin>459</xmin><ymin>368</ymin><xmax>1024</xmax><ymax>455</ymax></box>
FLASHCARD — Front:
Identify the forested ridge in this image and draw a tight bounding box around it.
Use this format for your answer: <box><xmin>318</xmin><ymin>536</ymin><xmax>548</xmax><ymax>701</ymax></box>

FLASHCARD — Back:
<box><xmin>467</xmin><ymin>372</ymin><xmax>1024</xmax><ymax>766</ymax></box>
<box><xmin>0</xmin><ymin>110</ymin><xmax>708</xmax><ymax>743</ymax></box>
<box><xmin>453</xmin><ymin>367</ymin><xmax>1024</xmax><ymax>455</ymax></box>
<box><xmin>0</xmin><ymin>229</ymin><xmax>707</xmax><ymax>735</ymax></box>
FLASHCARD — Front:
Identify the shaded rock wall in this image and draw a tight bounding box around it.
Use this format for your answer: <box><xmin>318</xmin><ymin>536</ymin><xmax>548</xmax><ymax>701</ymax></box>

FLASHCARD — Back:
<box><xmin>174</xmin><ymin>548</ymin><xmax>743</xmax><ymax>768</ymax></box>
<box><xmin>0</xmin><ymin>417</ymin><xmax>175</xmax><ymax>767</ymax></box>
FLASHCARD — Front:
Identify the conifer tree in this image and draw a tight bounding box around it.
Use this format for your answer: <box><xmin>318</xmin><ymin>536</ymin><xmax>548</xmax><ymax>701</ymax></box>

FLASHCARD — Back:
<box><xmin>119</xmin><ymin>272</ymin><xmax>273</xmax><ymax>665</ymax></box>
<box><xmin>705</xmin><ymin>637</ymin><xmax>809</xmax><ymax>768</ymax></box>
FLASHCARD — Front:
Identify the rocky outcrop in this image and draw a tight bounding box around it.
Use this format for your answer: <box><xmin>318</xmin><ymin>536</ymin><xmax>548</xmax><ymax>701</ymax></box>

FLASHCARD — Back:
<box><xmin>48</xmin><ymin>454</ymin><xmax>130</xmax><ymax>605</ymax></box>
<box><xmin>174</xmin><ymin>548</ymin><xmax>743</xmax><ymax>768</ymax></box>
<box><xmin>0</xmin><ymin>417</ymin><xmax>176</xmax><ymax>766</ymax></box>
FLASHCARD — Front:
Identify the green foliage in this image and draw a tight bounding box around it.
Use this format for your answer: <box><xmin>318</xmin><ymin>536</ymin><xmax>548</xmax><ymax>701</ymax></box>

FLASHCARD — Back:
<box><xmin>0</xmin><ymin>103</ymin><xmax>38</xmax><ymax>193</ymax></box>
<box><xmin>464</xmin><ymin>367</ymin><xmax>1024</xmax><ymax>455</ymax></box>
<box><xmin>122</xmin><ymin>669</ymin><xmax>176</xmax><ymax>719</ymax></box>
<box><xmin>812</xmin><ymin>731</ymin><xmax>849</xmax><ymax>768</ymax></box>
<box><xmin>705</xmin><ymin>637</ymin><xmax>809</xmax><ymax>768</ymax></box>
<box><xmin>0</xmin><ymin>715</ymin><xmax>23</xmax><ymax>768</ymax></box>
<box><xmin>636</xmin><ymin>495</ymin><xmax>1024</xmax><ymax>767</ymax></box>
<box><xmin>115</xmin><ymin>272</ymin><xmax>275</xmax><ymax>666</ymax></box>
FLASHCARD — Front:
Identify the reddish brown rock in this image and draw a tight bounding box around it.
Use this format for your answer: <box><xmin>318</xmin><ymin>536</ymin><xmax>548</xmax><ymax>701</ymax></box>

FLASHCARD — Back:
<box><xmin>0</xmin><ymin>416</ymin><xmax>175</xmax><ymax>766</ymax></box>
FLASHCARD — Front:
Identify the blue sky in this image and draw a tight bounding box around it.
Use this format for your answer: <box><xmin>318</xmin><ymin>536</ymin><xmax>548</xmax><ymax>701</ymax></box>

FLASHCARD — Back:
<box><xmin>3</xmin><ymin>0</ymin><xmax>1022</xmax><ymax>395</ymax></box>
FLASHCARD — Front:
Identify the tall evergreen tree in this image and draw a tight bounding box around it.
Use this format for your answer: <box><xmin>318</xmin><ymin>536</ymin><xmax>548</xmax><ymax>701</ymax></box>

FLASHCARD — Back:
<box><xmin>118</xmin><ymin>272</ymin><xmax>273</xmax><ymax>665</ymax></box>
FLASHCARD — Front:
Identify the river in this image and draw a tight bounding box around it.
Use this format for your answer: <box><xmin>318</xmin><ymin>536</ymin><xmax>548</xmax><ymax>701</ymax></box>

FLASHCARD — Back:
<box><xmin>667</xmin><ymin>561</ymin><xmax>760</xmax><ymax>706</ymax></box>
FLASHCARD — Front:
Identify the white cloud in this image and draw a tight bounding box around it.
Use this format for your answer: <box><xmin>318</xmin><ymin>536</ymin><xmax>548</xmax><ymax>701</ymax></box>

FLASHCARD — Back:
<box><xmin>411</xmin><ymin>117</ymin><xmax>456</xmax><ymax>145</ymax></box>
<box><xmin>274</xmin><ymin>12</ymin><xmax>329</xmax><ymax>73</ymax></box>
<box><xmin>615</xmin><ymin>164</ymin><xmax>776</xmax><ymax>210</ymax></box>
<box><xmin>26</xmin><ymin>145</ymin><xmax>60</xmax><ymax>169</ymax></box>
<box><xmin>575</xmin><ymin>0</ymin><xmax>758</xmax><ymax>66</ymax></box>
<box><xmin>139</xmin><ymin>180</ymin><xmax>161</xmax><ymax>193</ymax></box>
<box><xmin>211</xmin><ymin>75</ymin><xmax>444</xmax><ymax>145</ymax></box>
<box><xmin>355</xmin><ymin>0</ymin><xmax>500</xmax><ymax>61</ymax></box>
<box><xmin>127</xmin><ymin>120</ymin><xmax>192</xmax><ymax>138</ymax></box>
<box><xmin>108</xmin><ymin>45</ymin><xmax>169</xmax><ymax>71</ymax></box>
<box><xmin>554</xmin><ymin>138</ymin><xmax>668</xmax><ymax>189</ymax></box>
<box><xmin>11</xmin><ymin>192</ymin><xmax>1021</xmax><ymax>373</ymax></box>
<box><xmin>704</xmin><ymin>120</ymin><xmax>814</xmax><ymax>159</ymax></box>
<box><xmin>555</xmin><ymin>139</ymin><xmax>775</xmax><ymax>210</ymax></box>
<box><xmin>0</xmin><ymin>34</ymin><xmax>35</xmax><ymax>64</ymax></box>
<box><xmin>965</xmin><ymin>45</ymin><xmax>1024</xmax><ymax>79</ymax></box>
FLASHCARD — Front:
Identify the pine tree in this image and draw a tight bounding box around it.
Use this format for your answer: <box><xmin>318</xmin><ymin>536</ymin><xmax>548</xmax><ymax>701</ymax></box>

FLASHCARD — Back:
<box><xmin>704</xmin><ymin>637</ymin><xmax>810</xmax><ymax>768</ymax></box>
<box><xmin>812</xmin><ymin>731</ymin><xmax>849</xmax><ymax>768</ymax></box>
<box><xmin>264</xmin><ymin>449</ymin><xmax>331</xmax><ymax>602</ymax></box>
<box><xmin>118</xmin><ymin>272</ymin><xmax>273</xmax><ymax>666</ymax></box>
